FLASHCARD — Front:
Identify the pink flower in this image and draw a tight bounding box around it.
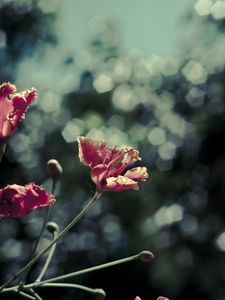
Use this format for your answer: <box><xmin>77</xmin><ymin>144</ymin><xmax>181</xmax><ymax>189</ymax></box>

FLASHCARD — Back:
<box><xmin>0</xmin><ymin>82</ymin><xmax>37</xmax><ymax>139</ymax></box>
<box><xmin>135</xmin><ymin>297</ymin><xmax>169</xmax><ymax>300</ymax></box>
<box><xmin>77</xmin><ymin>136</ymin><xmax>148</xmax><ymax>193</ymax></box>
<box><xmin>0</xmin><ymin>183</ymin><xmax>56</xmax><ymax>218</ymax></box>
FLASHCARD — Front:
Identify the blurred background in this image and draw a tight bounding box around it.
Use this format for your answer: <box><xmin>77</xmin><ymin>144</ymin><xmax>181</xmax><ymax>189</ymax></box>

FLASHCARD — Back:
<box><xmin>1</xmin><ymin>0</ymin><xmax>225</xmax><ymax>299</ymax></box>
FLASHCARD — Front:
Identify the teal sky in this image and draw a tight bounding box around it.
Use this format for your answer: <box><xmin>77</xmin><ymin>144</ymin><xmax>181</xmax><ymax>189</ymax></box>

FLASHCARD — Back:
<box><xmin>57</xmin><ymin>0</ymin><xmax>196</xmax><ymax>56</ymax></box>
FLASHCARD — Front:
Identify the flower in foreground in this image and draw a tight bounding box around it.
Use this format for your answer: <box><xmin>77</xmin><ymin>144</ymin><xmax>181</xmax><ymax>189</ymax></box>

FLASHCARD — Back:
<box><xmin>0</xmin><ymin>183</ymin><xmax>56</xmax><ymax>218</ymax></box>
<box><xmin>135</xmin><ymin>297</ymin><xmax>169</xmax><ymax>300</ymax></box>
<box><xmin>0</xmin><ymin>82</ymin><xmax>37</xmax><ymax>139</ymax></box>
<box><xmin>78</xmin><ymin>136</ymin><xmax>148</xmax><ymax>192</ymax></box>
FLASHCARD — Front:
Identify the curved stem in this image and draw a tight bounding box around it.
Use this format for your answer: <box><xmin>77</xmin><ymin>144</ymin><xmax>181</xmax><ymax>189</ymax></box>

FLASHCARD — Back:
<box><xmin>39</xmin><ymin>282</ymin><xmax>99</xmax><ymax>295</ymax></box>
<box><xmin>0</xmin><ymin>191</ymin><xmax>101</xmax><ymax>291</ymax></box>
<box><xmin>35</xmin><ymin>230</ymin><xmax>58</xmax><ymax>282</ymax></box>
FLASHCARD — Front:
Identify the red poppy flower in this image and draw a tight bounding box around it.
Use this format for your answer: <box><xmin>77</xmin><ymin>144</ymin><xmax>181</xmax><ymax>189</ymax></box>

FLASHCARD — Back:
<box><xmin>0</xmin><ymin>183</ymin><xmax>56</xmax><ymax>218</ymax></box>
<box><xmin>135</xmin><ymin>297</ymin><xmax>169</xmax><ymax>300</ymax></box>
<box><xmin>0</xmin><ymin>82</ymin><xmax>37</xmax><ymax>139</ymax></box>
<box><xmin>77</xmin><ymin>136</ymin><xmax>148</xmax><ymax>192</ymax></box>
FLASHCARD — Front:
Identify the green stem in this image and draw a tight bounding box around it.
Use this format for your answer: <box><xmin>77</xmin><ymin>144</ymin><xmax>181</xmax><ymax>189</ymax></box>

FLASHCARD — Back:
<box><xmin>35</xmin><ymin>230</ymin><xmax>58</xmax><ymax>282</ymax></box>
<box><xmin>19</xmin><ymin>206</ymin><xmax>50</xmax><ymax>289</ymax></box>
<box><xmin>39</xmin><ymin>282</ymin><xmax>99</xmax><ymax>295</ymax></box>
<box><xmin>31</xmin><ymin>252</ymin><xmax>140</xmax><ymax>285</ymax></box>
<box><xmin>19</xmin><ymin>178</ymin><xmax>56</xmax><ymax>289</ymax></box>
<box><xmin>2</xmin><ymin>289</ymin><xmax>36</xmax><ymax>300</ymax></box>
<box><xmin>29</xmin><ymin>288</ymin><xmax>43</xmax><ymax>300</ymax></box>
<box><xmin>51</xmin><ymin>179</ymin><xmax>57</xmax><ymax>196</ymax></box>
<box><xmin>2</xmin><ymin>283</ymin><xmax>105</xmax><ymax>299</ymax></box>
<box><xmin>0</xmin><ymin>191</ymin><xmax>101</xmax><ymax>291</ymax></box>
<box><xmin>18</xmin><ymin>291</ymin><xmax>36</xmax><ymax>300</ymax></box>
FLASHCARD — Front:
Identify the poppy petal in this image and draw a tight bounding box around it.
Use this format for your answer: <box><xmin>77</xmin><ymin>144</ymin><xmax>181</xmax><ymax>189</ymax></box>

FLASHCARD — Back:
<box><xmin>124</xmin><ymin>167</ymin><xmax>148</xmax><ymax>181</ymax></box>
<box><xmin>104</xmin><ymin>176</ymin><xmax>139</xmax><ymax>192</ymax></box>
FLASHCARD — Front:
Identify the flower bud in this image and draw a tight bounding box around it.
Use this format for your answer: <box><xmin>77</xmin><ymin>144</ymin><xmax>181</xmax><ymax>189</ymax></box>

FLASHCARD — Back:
<box><xmin>94</xmin><ymin>289</ymin><xmax>106</xmax><ymax>300</ymax></box>
<box><xmin>46</xmin><ymin>221</ymin><xmax>59</xmax><ymax>234</ymax></box>
<box><xmin>138</xmin><ymin>250</ymin><xmax>154</xmax><ymax>262</ymax></box>
<box><xmin>47</xmin><ymin>159</ymin><xmax>63</xmax><ymax>181</ymax></box>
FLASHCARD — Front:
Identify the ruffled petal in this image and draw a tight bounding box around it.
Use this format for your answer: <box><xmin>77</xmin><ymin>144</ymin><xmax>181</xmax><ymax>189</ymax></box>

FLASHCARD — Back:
<box><xmin>10</xmin><ymin>88</ymin><xmax>37</xmax><ymax>124</ymax></box>
<box><xmin>124</xmin><ymin>167</ymin><xmax>148</xmax><ymax>181</ymax></box>
<box><xmin>77</xmin><ymin>136</ymin><xmax>104</xmax><ymax>167</ymax></box>
<box><xmin>77</xmin><ymin>136</ymin><xmax>125</xmax><ymax>169</ymax></box>
<box><xmin>0</xmin><ymin>82</ymin><xmax>36</xmax><ymax>138</ymax></box>
<box><xmin>77</xmin><ymin>137</ymin><xmax>149</xmax><ymax>192</ymax></box>
<box><xmin>124</xmin><ymin>147</ymin><xmax>141</xmax><ymax>164</ymax></box>
<box><xmin>0</xmin><ymin>82</ymin><xmax>16</xmax><ymax>98</ymax></box>
<box><xmin>0</xmin><ymin>183</ymin><xmax>55</xmax><ymax>218</ymax></box>
<box><xmin>108</xmin><ymin>148</ymin><xmax>142</xmax><ymax>177</ymax></box>
<box><xmin>103</xmin><ymin>175</ymin><xmax>139</xmax><ymax>192</ymax></box>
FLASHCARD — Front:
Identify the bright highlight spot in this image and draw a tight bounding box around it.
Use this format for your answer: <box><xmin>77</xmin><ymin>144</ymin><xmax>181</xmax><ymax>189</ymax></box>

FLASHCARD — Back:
<box><xmin>154</xmin><ymin>204</ymin><xmax>183</xmax><ymax>227</ymax></box>
<box><xmin>182</xmin><ymin>60</ymin><xmax>207</xmax><ymax>84</ymax></box>
<box><xmin>211</xmin><ymin>1</ymin><xmax>225</xmax><ymax>20</ymax></box>
<box><xmin>216</xmin><ymin>231</ymin><xmax>225</xmax><ymax>251</ymax></box>
<box><xmin>148</xmin><ymin>127</ymin><xmax>166</xmax><ymax>145</ymax></box>
<box><xmin>93</xmin><ymin>73</ymin><xmax>113</xmax><ymax>93</ymax></box>
<box><xmin>62</xmin><ymin>119</ymin><xmax>84</xmax><ymax>143</ymax></box>
<box><xmin>158</xmin><ymin>142</ymin><xmax>176</xmax><ymax>160</ymax></box>
<box><xmin>194</xmin><ymin>0</ymin><xmax>213</xmax><ymax>16</ymax></box>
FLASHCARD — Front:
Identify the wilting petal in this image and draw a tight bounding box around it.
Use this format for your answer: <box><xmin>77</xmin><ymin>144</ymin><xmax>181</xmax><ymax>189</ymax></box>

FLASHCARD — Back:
<box><xmin>124</xmin><ymin>167</ymin><xmax>148</xmax><ymax>181</ymax></box>
<box><xmin>0</xmin><ymin>183</ymin><xmax>56</xmax><ymax>218</ymax></box>
<box><xmin>104</xmin><ymin>176</ymin><xmax>139</xmax><ymax>192</ymax></box>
